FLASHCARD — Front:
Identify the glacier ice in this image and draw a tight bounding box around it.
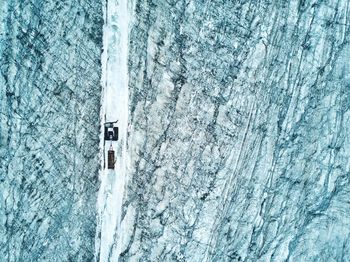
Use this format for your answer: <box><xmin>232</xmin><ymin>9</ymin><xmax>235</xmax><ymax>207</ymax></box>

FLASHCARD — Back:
<box><xmin>1</xmin><ymin>0</ymin><xmax>350</xmax><ymax>261</ymax></box>
<box><xmin>0</xmin><ymin>0</ymin><xmax>103</xmax><ymax>260</ymax></box>
<box><xmin>121</xmin><ymin>0</ymin><xmax>350</xmax><ymax>261</ymax></box>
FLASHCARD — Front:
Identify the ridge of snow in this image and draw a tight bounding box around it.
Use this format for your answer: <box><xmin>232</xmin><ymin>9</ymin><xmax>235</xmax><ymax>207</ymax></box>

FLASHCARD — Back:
<box><xmin>95</xmin><ymin>0</ymin><xmax>130</xmax><ymax>261</ymax></box>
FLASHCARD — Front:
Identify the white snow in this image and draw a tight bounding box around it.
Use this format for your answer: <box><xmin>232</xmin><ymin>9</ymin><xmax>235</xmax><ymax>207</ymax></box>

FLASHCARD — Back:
<box><xmin>95</xmin><ymin>0</ymin><xmax>130</xmax><ymax>261</ymax></box>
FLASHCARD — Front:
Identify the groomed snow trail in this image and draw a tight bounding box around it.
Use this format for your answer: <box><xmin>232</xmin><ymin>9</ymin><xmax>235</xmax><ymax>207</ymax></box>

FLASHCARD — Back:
<box><xmin>95</xmin><ymin>0</ymin><xmax>129</xmax><ymax>261</ymax></box>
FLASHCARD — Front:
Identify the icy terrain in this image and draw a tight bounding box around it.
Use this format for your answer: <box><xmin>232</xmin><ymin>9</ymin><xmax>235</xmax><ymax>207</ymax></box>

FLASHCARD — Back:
<box><xmin>1</xmin><ymin>0</ymin><xmax>350</xmax><ymax>261</ymax></box>
<box><xmin>120</xmin><ymin>0</ymin><xmax>350</xmax><ymax>261</ymax></box>
<box><xmin>0</xmin><ymin>0</ymin><xmax>103</xmax><ymax>260</ymax></box>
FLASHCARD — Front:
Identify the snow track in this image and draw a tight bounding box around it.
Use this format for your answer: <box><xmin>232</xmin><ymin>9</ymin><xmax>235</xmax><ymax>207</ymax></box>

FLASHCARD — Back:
<box><xmin>95</xmin><ymin>0</ymin><xmax>130</xmax><ymax>261</ymax></box>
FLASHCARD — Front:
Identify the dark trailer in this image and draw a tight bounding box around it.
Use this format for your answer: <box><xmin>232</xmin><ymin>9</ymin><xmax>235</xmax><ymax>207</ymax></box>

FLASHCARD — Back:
<box><xmin>108</xmin><ymin>146</ymin><xmax>115</xmax><ymax>170</ymax></box>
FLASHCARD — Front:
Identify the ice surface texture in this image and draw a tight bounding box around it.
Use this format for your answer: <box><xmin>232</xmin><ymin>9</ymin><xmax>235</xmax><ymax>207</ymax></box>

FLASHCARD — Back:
<box><xmin>123</xmin><ymin>0</ymin><xmax>350</xmax><ymax>261</ymax></box>
<box><xmin>0</xmin><ymin>0</ymin><xmax>103</xmax><ymax>260</ymax></box>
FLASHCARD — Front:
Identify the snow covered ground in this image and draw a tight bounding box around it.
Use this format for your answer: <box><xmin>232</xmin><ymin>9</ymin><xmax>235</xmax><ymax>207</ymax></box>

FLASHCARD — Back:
<box><xmin>95</xmin><ymin>0</ymin><xmax>131</xmax><ymax>261</ymax></box>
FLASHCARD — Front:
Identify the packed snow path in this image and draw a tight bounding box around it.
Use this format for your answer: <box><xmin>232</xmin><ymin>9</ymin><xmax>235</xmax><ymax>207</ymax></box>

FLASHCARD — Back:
<box><xmin>95</xmin><ymin>0</ymin><xmax>130</xmax><ymax>261</ymax></box>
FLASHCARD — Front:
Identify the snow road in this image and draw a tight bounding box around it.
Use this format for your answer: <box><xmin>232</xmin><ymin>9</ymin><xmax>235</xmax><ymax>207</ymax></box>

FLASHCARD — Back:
<box><xmin>95</xmin><ymin>0</ymin><xmax>130</xmax><ymax>261</ymax></box>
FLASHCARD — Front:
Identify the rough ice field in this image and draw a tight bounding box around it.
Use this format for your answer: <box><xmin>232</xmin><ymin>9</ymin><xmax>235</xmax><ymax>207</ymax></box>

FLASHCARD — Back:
<box><xmin>121</xmin><ymin>0</ymin><xmax>350</xmax><ymax>261</ymax></box>
<box><xmin>0</xmin><ymin>0</ymin><xmax>103</xmax><ymax>260</ymax></box>
<box><xmin>1</xmin><ymin>0</ymin><xmax>350</xmax><ymax>261</ymax></box>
